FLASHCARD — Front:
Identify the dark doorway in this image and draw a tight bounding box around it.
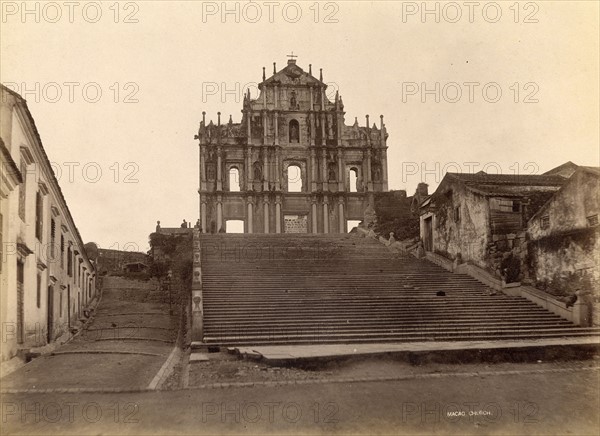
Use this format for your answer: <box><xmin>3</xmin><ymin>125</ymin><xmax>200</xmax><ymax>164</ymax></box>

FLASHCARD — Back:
<box><xmin>424</xmin><ymin>217</ymin><xmax>433</xmax><ymax>252</ymax></box>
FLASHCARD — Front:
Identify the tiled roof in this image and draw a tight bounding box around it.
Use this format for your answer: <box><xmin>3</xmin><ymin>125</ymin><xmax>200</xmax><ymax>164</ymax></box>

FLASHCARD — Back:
<box><xmin>446</xmin><ymin>172</ymin><xmax>567</xmax><ymax>186</ymax></box>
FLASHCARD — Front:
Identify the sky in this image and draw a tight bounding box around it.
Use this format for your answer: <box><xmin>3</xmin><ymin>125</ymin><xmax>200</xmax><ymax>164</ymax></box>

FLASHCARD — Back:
<box><xmin>2</xmin><ymin>1</ymin><xmax>598</xmax><ymax>251</ymax></box>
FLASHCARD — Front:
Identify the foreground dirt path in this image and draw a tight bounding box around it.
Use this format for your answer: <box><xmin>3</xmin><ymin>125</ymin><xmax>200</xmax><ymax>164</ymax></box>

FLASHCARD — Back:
<box><xmin>0</xmin><ymin>277</ymin><xmax>178</xmax><ymax>391</ymax></box>
<box><xmin>2</xmin><ymin>362</ymin><xmax>598</xmax><ymax>435</ymax></box>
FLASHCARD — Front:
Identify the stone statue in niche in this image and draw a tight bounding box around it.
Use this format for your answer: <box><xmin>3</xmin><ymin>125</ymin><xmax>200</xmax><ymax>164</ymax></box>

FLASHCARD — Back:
<box><xmin>290</xmin><ymin>91</ymin><xmax>297</xmax><ymax>110</ymax></box>
<box><xmin>290</xmin><ymin>122</ymin><xmax>299</xmax><ymax>143</ymax></box>
<box><xmin>253</xmin><ymin>161</ymin><xmax>262</xmax><ymax>181</ymax></box>
<box><xmin>328</xmin><ymin>163</ymin><xmax>337</xmax><ymax>181</ymax></box>
<box><xmin>372</xmin><ymin>164</ymin><xmax>382</xmax><ymax>182</ymax></box>
<box><xmin>206</xmin><ymin>162</ymin><xmax>216</xmax><ymax>180</ymax></box>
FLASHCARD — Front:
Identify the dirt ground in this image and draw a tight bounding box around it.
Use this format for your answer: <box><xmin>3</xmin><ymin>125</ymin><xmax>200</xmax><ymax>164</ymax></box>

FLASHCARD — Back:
<box><xmin>185</xmin><ymin>348</ymin><xmax>600</xmax><ymax>387</ymax></box>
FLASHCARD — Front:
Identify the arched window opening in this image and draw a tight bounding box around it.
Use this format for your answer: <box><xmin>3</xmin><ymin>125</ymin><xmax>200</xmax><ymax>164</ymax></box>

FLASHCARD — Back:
<box><xmin>349</xmin><ymin>168</ymin><xmax>358</xmax><ymax>192</ymax></box>
<box><xmin>229</xmin><ymin>167</ymin><xmax>240</xmax><ymax>192</ymax></box>
<box><xmin>287</xmin><ymin>165</ymin><xmax>302</xmax><ymax>192</ymax></box>
<box><xmin>289</xmin><ymin>119</ymin><xmax>300</xmax><ymax>143</ymax></box>
<box><xmin>347</xmin><ymin>220</ymin><xmax>362</xmax><ymax>233</ymax></box>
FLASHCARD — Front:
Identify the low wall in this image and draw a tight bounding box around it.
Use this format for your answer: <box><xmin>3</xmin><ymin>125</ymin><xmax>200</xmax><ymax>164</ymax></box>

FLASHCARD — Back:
<box><xmin>191</xmin><ymin>229</ymin><xmax>204</xmax><ymax>342</ymax></box>
<box><xmin>363</xmin><ymin>230</ymin><xmax>592</xmax><ymax>327</ymax></box>
<box><xmin>425</xmin><ymin>252</ymin><xmax>454</xmax><ymax>272</ymax></box>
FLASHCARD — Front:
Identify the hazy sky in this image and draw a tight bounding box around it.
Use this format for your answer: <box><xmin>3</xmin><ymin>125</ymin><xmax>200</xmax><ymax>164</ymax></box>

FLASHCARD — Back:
<box><xmin>2</xmin><ymin>1</ymin><xmax>598</xmax><ymax>251</ymax></box>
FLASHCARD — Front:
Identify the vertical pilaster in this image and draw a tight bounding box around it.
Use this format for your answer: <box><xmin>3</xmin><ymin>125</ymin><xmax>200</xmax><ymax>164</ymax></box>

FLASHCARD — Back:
<box><xmin>275</xmin><ymin>196</ymin><xmax>281</xmax><ymax>233</ymax></box>
<box><xmin>321</xmin><ymin>148</ymin><xmax>327</xmax><ymax>189</ymax></box>
<box><xmin>247</xmin><ymin>110</ymin><xmax>252</xmax><ymax>142</ymax></box>
<box><xmin>310</xmin><ymin>148</ymin><xmax>317</xmax><ymax>191</ymax></box>
<box><xmin>323</xmin><ymin>196</ymin><xmax>329</xmax><ymax>234</ymax></box>
<box><xmin>311</xmin><ymin>197</ymin><xmax>318</xmax><ymax>233</ymax></box>
<box><xmin>216</xmin><ymin>195</ymin><xmax>223</xmax><ymax>232</ymax></box>
<box><xmin>337</xmin><ymin>147</ymin><xmax>344</xmax><ymax>191</ymax></box>
<box><xmin>263</xmin><ymin>145</ymin><xmax>269</xmax><ymax>191</ymax></box>
<box><xmin>246</xmin><ymin>196</ymin><xmax>253</xmax><ymax>234</ymax></box>
<box><xmin>275</xmin><ymin>146</ymin><xmax>281</xmax><ymax>191</ymax></box>
<box><xmin>263</xmin><ymin>197</ymin><xmax>269</xmax><ymax>233</ymax></box>
<box><xmin>338</xmin><ymin>198</ymin><xmax>345</xmax><ymax>233</ymax></box>
<box><xmin>274</xmin><ymin>111</ymin><xmax>279</xmax><ymax>146</ymax></box>
<box><xmin>200</xmin><ymin>147</ymin><xmax>207</xmax><ymax>189</ymax></box>
<box><xmin>380</xmin><ymin>114</ymin><xmax>388</xmax><ymax>191</ymax></box>
<box><xmin>262</xmin><ymin>110</ymin><xmax>267</xmax><ymax>144</ymax></box>
<box><xmin>366</xmin><ymin>149</ymin><xmax>373</xmax><ymax>191</ymax></box>
<box><xmin>216</xmin><ymin>146</ymin><xmax>222</xmax><ymax>191</ymax></box>
<box><xmin>200</xmin><ymin>200</ymin><xmax>207</xmax><ymax>233</ymax></box>
<box><xmin>247</xmin><ymin>146</ymin><xmax>253</xmax><ymax>188</ymax></box>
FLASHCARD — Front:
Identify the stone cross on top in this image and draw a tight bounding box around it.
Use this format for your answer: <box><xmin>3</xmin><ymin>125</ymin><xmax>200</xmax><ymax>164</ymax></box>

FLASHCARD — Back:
<box><xmin>287</xmin><ymin>52</ymin><xmax>298</xmax><ymax>60</ymax></box>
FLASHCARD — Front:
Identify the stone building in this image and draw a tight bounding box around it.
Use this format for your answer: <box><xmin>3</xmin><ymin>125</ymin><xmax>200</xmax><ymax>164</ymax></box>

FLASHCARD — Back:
<box><xmin>195</xmin><ymin>57</ymin><xmax>389</xmax><ymax>234</ymax></box>
<box><xmin>1</xmin><ymin>84</ymin><xmax>96</xmax><ymax>361</ymax></box>
<box><xmin>96</xmin><ymin>248</ymin><xmax>149</xmax><ymax>276</ymax></box>
<box><xmin>527</xmin><ymin>166</ymin><xmax>599</xmax><ymax>300</ymax></box>
<box><xmin>419</xmin><ymin>171</ymin><xmax>567</xmax><ymax>277</ymax></box>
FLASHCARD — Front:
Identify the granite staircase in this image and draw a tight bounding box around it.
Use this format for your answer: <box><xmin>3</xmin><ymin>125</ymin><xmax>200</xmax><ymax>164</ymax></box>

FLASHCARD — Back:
<box><xmin>199</xmin><ymin>233</ymin><xmax>600</xmax><ymax>346</ymax></box>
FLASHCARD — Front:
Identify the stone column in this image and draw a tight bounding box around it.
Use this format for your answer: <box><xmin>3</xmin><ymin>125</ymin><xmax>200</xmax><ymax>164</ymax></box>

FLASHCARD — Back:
<box><xmin>321</xmin><ymin>148</ymin><xmax>327</xmax><ymax>189</ymax></box>
<box><xmin>337</xmin><ymin>147</ymin><xmax>344</xmax><ymax>191</ymax></box>
<box><xmin>275</xmin><ymin>147</ymin><xmax>281</xmax><ymax>191</ymax></box>
<box><xmin>274</xmin><ymin>111</ymin><xmax>279</xmax><ymax>146</ymax></box>
<box><xmin>311</xmin><ymin>197</ymin><xmax>318</xmax><ymax>233</ymax></box>
<box><xmin>382</xmin><ymin>147</ymin><xmax>388</xmax><ymax>191</ymax></box>
<box><xmin>216</xmin><ymin>146</ymin><xmax>222</xmax><ymax>191</ymax></box>
<box><xmin>263</xmin><ymin>197</ymin><xmax>269</xmax><ymax>233</ymax></box>
<box><xmin>247</xmin><ymin>146</ymin><xmax>253</xmax><ymax>188</ymax></box>
<box><xmin>246</xmin><ymin>110</ymin><xmax>252</xmax><ymax>142</ymax></box>
<box><xmin>263</xmin><ymin>146</ymin><xmax>269</xmax><ymax>191</ymax></box>
<box><xmin>200</xmin><ymin>146</ymin><xmax>206</xmax><ymax>189</ymax></box>
<box><xmin>338</xmin><ymin>198</ymin><xmax>345</xmax><ymax>233</ymax></box>
<box><xmin>320</xmin><ymin>113</ymin><xmax>326</xmax><ymax>145</ymax></box>
<box><xmin>380</xmin><ymin>114</ymin><xmax>388</xmax><ymax>190</ymax></box>
<box><xmin>275</xmin><ymin>196</ymin><xmax>281</xmax><ymax>233</ymax></box>
<box><xmin>200</xmin><ymin>199</ymin><xmax>207</xmax><ymax>233</ymax></box>
<box><xmin>310</xmin><ymin>148</ymin><xmax>317</xmax><ymax>191</ymax></box>
<box><xmin>309</xmin><ymin>113</ymin><xmax>316</xmax><ymax>147</ymax></box>
<box><xmin>262</xmin><ymin>110</ymin><xmax>267</xmax><ymax>144</ymax></box>
<box><xmin>216</xmin><ymin>195</ymin><xmax>223</xmax><ymax>232</ymax></box>
<box><xmin>323</xmin><ymin>196</ymin><xmax>329</xmax><ymax>234</ymax></box>
<box><xmin>366</xmin><ymin>149</ymin><xmax>373</xmax><ymax>191</ymax></box>
<box><xmin>246</xmin><ymin>196</ymin><xmax>253</xmax><ymax>234</ymax></box>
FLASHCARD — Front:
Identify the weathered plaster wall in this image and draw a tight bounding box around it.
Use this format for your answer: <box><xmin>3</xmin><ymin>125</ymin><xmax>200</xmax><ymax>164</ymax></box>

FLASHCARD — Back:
<box><xmin>528</xmin><ymin>170</ymin><xmax>600</xmax><ymax>300</ymax></box>
<box><xmin>433</xmin><ymin>184</ymin><xmax>490</xmax><ymax>269</ymax></box>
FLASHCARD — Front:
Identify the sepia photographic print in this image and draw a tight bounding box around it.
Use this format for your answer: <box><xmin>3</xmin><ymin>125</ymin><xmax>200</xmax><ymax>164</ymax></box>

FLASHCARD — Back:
<box><xmin>1</xmin><ymin>1</ymin><xmax>599</xmax><ymax>435</ymax></box>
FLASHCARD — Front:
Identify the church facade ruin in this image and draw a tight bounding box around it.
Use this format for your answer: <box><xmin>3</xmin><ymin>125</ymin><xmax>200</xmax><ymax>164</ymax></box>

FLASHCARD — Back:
<box><xmin>195</xmin><ymin>57</ymin><xmax>389</xmax><ymax>234</ymax></box>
